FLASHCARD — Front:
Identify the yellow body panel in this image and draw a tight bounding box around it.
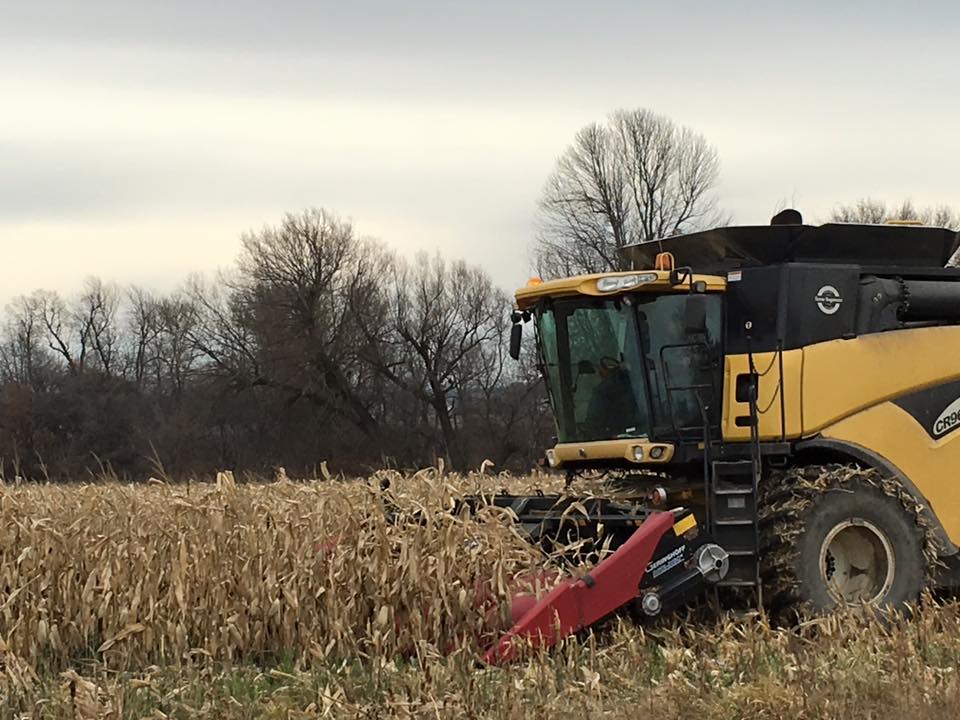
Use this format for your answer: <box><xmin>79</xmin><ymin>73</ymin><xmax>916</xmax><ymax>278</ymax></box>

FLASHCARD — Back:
<box><xmin>721</xmin><ymin>326</ymin><xmax>960</xmax><ymax>442</ymax></box>
<box><xmin>722</xmin><ymin>349</ymin><xmax>804</xmax><ymax>441</ymax></box>
<box><xmin>801</xmin><ymin>326</ymin><xmax>960</xmax><ymax>433</ymax></box>
<box><xmin>821</xmin><ymin>402</ymin><xmax>960</xmax><ymax>544</ymax></box>
<box><xmin>515</xmin><ymin>270</ymin><xmax>726</xmax><ymax>310</ymax></box>
<box><xmin>718</xmin><ymin>325</ymin><xmax>960</xmax><ymax>545</ymax></box>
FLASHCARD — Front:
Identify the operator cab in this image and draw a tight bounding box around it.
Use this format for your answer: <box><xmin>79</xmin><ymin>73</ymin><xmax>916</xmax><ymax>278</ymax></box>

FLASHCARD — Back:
<box><xmin>512</xmin><ymin>266</ymin><xmax>727</xmax><ymax>469</ymax></box>
<box><xmin>538</xmin><ymin>291</ymin><xmax>721</xmax><ymax>443</ymax></box>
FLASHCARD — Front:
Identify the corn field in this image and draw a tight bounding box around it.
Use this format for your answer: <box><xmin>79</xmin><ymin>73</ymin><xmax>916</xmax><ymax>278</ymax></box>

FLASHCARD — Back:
<box><xmin>4</xmin><ymin>472</ymin><xmax>960</xmax><ymax>719</ymax></box>
<box><xmin>0</xmin><ymin>471</ymin><xmax>564</xmax><ymax>674</ymax></box>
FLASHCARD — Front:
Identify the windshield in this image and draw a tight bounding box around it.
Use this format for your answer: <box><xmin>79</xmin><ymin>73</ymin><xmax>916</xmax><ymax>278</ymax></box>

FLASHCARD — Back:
<box><xmin>538</xmin><ymin>294</ymin><xmax>721</xmax><ymax>443</ymax></box>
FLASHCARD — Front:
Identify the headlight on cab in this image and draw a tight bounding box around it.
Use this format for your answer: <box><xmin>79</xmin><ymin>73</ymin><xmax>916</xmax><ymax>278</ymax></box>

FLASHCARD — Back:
<box><xmin>596</xmin><ymin>273</ymin><xmax>658</xmax><ymax>293</ymax></box>
<box><xmin>545</xmin><ymin>449</ymin><xmax>559</xmax><ymax>467</ymax></box>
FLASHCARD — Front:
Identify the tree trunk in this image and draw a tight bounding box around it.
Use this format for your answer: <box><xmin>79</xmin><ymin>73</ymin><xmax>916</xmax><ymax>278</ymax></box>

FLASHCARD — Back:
<box><xmin>429</xmin><ymin>388</ymin><xmax>465</xmax><ymax>472</ymax></box>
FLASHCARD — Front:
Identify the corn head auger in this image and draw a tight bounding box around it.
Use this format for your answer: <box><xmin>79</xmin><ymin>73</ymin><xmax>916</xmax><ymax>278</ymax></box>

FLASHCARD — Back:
<box><xmin>467</xmin><ymin>493</ymin><xmax>729</xmax><ymax>664</ymax></box>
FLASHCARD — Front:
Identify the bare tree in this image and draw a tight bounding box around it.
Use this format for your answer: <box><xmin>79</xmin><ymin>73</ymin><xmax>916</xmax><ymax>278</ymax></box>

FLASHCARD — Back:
<box><xmin>359</xmin><ymin>252</ymin><xmax>511</xmax><ymax>470</ymax></box>
<box><xmin>534</xmin><ymin>108</ymin><xmax>726</xmax><ymax>277</ymax></box>
<box><xmin>187</xmin><ymin>273</ymin><xmax>260</xmax><ymax>382</ymax></box>
<box><xmin>126</xmin><ymin>286</ymin><xmax>162</xmax><ymax>389</ymax></box>
<box><xmin>127</xmin><ymin>287</ymin><xmax>202</xmax><ymax>395</ymax></box>
<box><xmin>28</xmin><ymin>279</ymin><xmax>122</xmax><ymax>377</ymax></box>
<box><xmin>830</xmin><ymin>198</ymin><xmax>960</xmax><ymax>229</ymax></box>
<box><xmin>830</xmin><ymin>198</ymin><xmax>889</xmax><ymax>225</ymax></box>
<box><xmin>0</xmin><ymin>294</ymin><xmax>52</xmax><ymax>387</ymax></box>
<box><xmin>471</xmin><ymin>325</ymin><xmax>549</xmax><ymax>468</ymax></box>
<box><xmin>36</xmin><ymin>290</ymin><xmax>81</xmax><ymax>374</ymax></box>
<box><xmin>190</xmin><ymin>209</ymin><xmax>384</xmax><ymax>439</ymax></box>
<box><xmin>155</xmin><ymin>295</ymin><xmax>201</xmax><ymax>396</ymax></box>
<box><xmin>77</xmin><ymin>277</ymin><xmax>121</xmax><ymax>376</ymax></box>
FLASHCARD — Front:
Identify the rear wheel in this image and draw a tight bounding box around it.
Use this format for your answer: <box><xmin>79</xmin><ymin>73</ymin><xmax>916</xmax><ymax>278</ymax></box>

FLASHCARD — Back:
<box><xmin>760</xmin><ymin>464</ymin><xmax>929</xmax><ymax>617</ymax></box>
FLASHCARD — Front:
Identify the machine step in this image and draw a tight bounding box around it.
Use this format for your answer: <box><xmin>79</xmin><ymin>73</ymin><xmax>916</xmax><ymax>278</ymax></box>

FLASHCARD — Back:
<box><xmin>711</xmin><ymin>459</ymin><xmax>755</xmax><ymax>475</ymax></box>
<box><xmin>716</xmin><ymin>579</ymin><xmax>760</xmax><ymax>588</ymax></box>
<box><xmin>713</xmin><ymin>487</ymin><xmax>754</xmax><ymax>495</ymax></box>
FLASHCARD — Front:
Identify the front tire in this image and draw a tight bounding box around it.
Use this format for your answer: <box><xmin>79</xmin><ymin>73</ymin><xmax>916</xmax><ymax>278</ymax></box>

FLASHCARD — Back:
<box><xmin>761</xmin><ymin>464</ymin><xmax>928</xmax><ymax>617</ymax></box>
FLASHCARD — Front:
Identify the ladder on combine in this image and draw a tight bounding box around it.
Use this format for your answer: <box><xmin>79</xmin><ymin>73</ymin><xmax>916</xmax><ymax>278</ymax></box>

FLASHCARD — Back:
<box><xmin>708</xmin><ymin>459</ymin><xmax>761</xmax><ymax>599</ymax></box>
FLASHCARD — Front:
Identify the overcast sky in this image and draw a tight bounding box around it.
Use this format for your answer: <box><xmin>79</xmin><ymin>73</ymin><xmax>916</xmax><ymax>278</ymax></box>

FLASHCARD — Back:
<box><xmin>3</xmin><ymin>1</ymin><xmax>959</xmax><ymax>306</ymax></box>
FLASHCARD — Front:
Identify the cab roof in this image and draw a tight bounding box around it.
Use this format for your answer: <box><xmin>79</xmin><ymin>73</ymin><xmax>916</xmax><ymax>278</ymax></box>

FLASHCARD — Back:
<box><xmin>514</xmin><ymin>270</ymin><xmax>726</xmax><ymax>310</ymax></box>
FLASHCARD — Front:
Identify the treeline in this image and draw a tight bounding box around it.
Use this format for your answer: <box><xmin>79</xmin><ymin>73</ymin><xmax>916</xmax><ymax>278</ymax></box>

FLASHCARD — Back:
<box><xmin>0</xmin><ymin>209</ymin><xmax>551</xmax><ymax>480</ymax></box>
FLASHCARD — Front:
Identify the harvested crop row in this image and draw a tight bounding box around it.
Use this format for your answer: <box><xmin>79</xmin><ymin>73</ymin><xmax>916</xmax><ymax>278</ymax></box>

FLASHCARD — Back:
<box><xmin>0</xmin><ymin>471</ymin><xmax>562</xmax><ymax>672</ymax></box>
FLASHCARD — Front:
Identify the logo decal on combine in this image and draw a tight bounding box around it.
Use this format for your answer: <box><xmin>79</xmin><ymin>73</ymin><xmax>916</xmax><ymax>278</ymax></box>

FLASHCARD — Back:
<box><xmin>646</xmin><ymin>546</ymin><xmax>686</xmax><ymax>578</ymax></box>
<box><xmin>815</xmin><ymin>285</ymin><xmax>843</xmax><ymax>315</ymax></box>
<box><xmin>934</xmin><ymin>397</ymin><xmax>960</xmax><ymax>438</ymax></box>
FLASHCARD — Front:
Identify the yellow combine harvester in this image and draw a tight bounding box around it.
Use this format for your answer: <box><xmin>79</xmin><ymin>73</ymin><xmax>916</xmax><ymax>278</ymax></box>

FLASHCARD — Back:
<box><xmin>492</xmin><ymin>214</ymin><xmax>960</xmax><ymax>644</ymax></box>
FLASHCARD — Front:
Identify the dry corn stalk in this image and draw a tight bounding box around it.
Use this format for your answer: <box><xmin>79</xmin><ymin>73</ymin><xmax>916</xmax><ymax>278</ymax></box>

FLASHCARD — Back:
<box><xmin>0</xmin><ymin>472</ymin><xmax>567</xmax><ymax>672</ymax></box>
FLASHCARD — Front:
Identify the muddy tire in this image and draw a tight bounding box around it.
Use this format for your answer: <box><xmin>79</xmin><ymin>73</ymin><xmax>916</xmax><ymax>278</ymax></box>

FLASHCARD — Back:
<box><xmin>760</xmin><ymin>464</ymin><xmax>930</xmax><ymax>617</ymax></box>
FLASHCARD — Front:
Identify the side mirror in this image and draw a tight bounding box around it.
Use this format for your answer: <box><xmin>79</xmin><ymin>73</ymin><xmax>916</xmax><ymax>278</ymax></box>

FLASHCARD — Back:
<box><xmin>509</xmin><ymin>323</ymin><xmax>522</xmax><ymax>360</ymax></box>
<box><xmin>685</xmin><ymin>295</ymin><xmax>708</xmax><ymax>335</ymax></box>
<box><xmin>576</xmin><ymin>359</ymin><xmax>596</xmax><ymax>375</ymax></box>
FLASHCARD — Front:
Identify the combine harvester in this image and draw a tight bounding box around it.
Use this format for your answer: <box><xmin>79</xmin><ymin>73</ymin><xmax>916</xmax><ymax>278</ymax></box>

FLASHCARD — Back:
<box><xmin>482</xmin><ymin>212</ymin><xmax>960</xmax><ymax>664</ymax></box>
